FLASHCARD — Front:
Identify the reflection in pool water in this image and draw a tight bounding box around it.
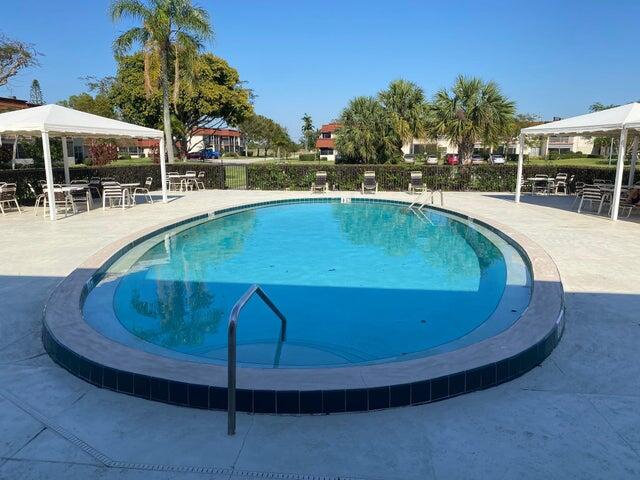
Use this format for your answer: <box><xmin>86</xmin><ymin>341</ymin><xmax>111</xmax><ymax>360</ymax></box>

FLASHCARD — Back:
<box><xmin>84</xmin><ymin>202</ymin><xmax>531</xmax><ymax>368</ymax></box>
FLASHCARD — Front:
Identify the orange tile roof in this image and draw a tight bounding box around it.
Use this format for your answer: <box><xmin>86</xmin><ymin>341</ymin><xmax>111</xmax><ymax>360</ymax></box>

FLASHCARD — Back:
<box><xmin>316</xmin><ymin>138</ymin><xmax>335</xmax><ymax>149</ymax></box>
<box><xmin>319</xmin><ymin>122</ymin><xmax>341</xmax><ymax>133</ymax></box>
<box><xmin>193</xmin><ymin>128</ymin><xmax>241</xmax><ymax>137</ymax></box>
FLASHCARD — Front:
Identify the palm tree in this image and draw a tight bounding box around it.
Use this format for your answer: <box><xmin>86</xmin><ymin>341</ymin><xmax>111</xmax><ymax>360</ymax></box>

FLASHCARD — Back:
<box><xmin>110</xmin><ymin>0</ymin><xmax>212</xmax><ymax>163</ymax></box>
<box><xmin>378</xmin><ymin>79</ymin><xmax>428</xmax><ymax>154</ymax></box>
<box><xmin>335</xmin><ymin>96</ymin><xmax>401</xmax><ymax>163</ymax></box>
<box><xmin>428</xmin><ymin>75</ymin><xmax>515</xmax><ymax>164</ymax></box>
<box><xmin>301</xmin><ymin>113</ymin><xmax>314</xmax><ymax>151</ymax></box>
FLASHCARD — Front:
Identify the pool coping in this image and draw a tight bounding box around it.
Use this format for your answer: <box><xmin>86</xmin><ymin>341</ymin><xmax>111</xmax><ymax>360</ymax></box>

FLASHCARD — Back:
<box><xmin>42</xmin><ymin>196</ymin><xmax>565</xmax><ymax>414</ymax></box>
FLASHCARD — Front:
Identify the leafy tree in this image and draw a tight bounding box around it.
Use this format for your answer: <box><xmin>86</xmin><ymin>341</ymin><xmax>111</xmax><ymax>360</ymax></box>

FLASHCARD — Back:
<box><xmin>173</xmin><ymin>53</ymin><xmax>252</xmax><ymax>155</ymax></box>
<box><xmin>377</xmin><ymin>79</ymin><xmax>428</xmax><ymax>154</ymax></box>
<box><xmin>500</xmin><ymin>113</ymin><xmax>541</xmax><ymax>154</ymax></box>
<box><xmin>335</xmin><ymin>96</ymin><xmax>401</xmax><ymax>163</ymax></box>
<box><xmin>589</xmin><ymin>102</ymin><xmax>619</xmax><ymax>112</ymax></box>
<box><xmin>59</xmin><ymin>77</ymin><xmax>117</xmax><ymax>118</ymax></box>
<box><xmin>110</xmin><ymin>0</ymin><xmax>213</xmax><ymax>164</ymax></box>
<box><xmin>0</xmin><ymin>35</ymin><xmax>39</xmax><ymax>87</ymax></box>
<box><xmin>29</xmin><ymin>79</ymin><xmax>43</xmax><ymax>104</ymax></box>
<box><xmin>301</xmin><ymin>113</ymin><xmax>315</xmax><ymax>151</ymax></box>
<box><xmin>239</xmin><ymin>113</ymin><xmax>291</xmax><ymax>157</ymax></box>
<box><xmin>589</xmin><ymin>103</ymin><xmax>620</xmax><ymax>155</ymax></box>
<box><xmin>109</xmin><ymin>52</ymin><xmax>252</xmax><ymax>155</ymax></box>
<box><xmin>428</xmin><ymin>75</ymin><xmax>515</xmax><ymax>164</ymax></box>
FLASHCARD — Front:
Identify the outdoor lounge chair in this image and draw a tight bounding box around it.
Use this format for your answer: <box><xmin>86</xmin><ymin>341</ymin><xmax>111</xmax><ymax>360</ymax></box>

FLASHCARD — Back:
<box><xmin>311</xmin><ymin>171</ymin><xmax>329</xmax><ymax>193</ymax></box>
<box><xmin>361</xmin><ymin>171</ymin><xmax>378</xmax><ymax>194</ymax></box>
<box><xmin>133</xmin><ymin>177</ymin><xmax>154</xmax><ymax>204</ymax></box>
<box><xmin>102</xmin><ymin>182</ymin><xmax>131</xmax><ymax>210</ymax></box>
<box><xmin>0</xmin><ymin>183</ymin><xmax>21</xmax><ymax>215</ymax></box>
<box><xmin>577</xmin><ymin>186</ymin><xmax>603</xmax><ymax>214</ymax></box>
<box><xmin>408</xmin><ymin>171</ymin><xmax>427</xmax><ymax>194</ymax></box>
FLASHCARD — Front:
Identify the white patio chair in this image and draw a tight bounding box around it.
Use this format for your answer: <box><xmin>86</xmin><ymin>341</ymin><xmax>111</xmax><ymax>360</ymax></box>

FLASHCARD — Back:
<box><xmin>577</xmin><ymin>186</ymin><xmax>603</xmax><ymax>214</ymax></box>
<box><xmin>27</xmin><ymin>182</ymin><xmax>46</xmax><ymax>216</ymax></box>
<box><xmin>133</xmin><ymin>177</ymin><xmax>154</xmax><ymax>204</ymax></box>
<box><xmin>0</xmin><ymin>183</ymin><xmax>22</xmax><ymax>215</ymax></box>
<box><xmin>102</xmin><ymin>182</ymin><xmax>131</xmax><ymax>210</ymax></box>
<box><xmin>42</xmin><ymin>185</ymin><xmax>74</xmax><ymax>218</ymax></box>
<box><xmin>195</xmin><ymin>171</ymin><xmax>205</xmax><ymax>190</ymax></box>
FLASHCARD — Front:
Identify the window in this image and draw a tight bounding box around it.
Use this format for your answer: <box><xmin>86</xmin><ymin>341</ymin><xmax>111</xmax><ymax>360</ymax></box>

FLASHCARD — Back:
<box><xmin>321</xmin><ymin>132</ymin><xmax>331</xmax><ymax>139</ymax></box>
<box><xmin>320</xmin><ymin>148</ymin><xmax>334</xmax><ymax>155</ymax></box>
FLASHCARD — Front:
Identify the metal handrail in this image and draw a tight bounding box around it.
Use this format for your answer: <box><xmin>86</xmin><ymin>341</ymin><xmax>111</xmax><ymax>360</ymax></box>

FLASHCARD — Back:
<box><xmin>407</xmin><ymin>189</ymin><xmax>444</xmax><ymax>210</ymax></box>
<box><xmin>228</xmin><ymin>284</ymin><xmax>287</xmax><ymax>435</ymax></box>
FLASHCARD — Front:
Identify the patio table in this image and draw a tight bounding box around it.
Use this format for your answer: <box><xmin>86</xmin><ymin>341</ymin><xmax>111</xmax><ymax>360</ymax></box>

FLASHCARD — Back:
<box><xmin>526</xmin><ymin>177</ymin><xmax>554</xmax><ymax>195</ymax></box>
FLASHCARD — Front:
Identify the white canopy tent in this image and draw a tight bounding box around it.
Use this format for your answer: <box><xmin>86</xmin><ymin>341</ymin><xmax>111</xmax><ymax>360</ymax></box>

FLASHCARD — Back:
<box><xmin>0</xmin><ymin>104</ymin><xmax>167</xmax><ymax>220</ymax></box>
<box><xmin>516</xmin><ymin>102</ymin><xmax>640</xmax><ymax>221</ymax></box>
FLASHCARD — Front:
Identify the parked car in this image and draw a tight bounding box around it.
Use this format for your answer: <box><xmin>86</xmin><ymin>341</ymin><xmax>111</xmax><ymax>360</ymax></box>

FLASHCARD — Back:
<box><xmin>445</xmin><ymin>154</ymin><xmax>459</xmax><ymax>165</ymax></box>
<box><xmin>471</xmin><ymin>154</ymin><xmax>485</xmax><ymax>164</ymax></box>
<box><xmin>426</xmin><ymin>155</ymin><xmax>438</xmax><ymax>165</ymax></box>
<box><xmin>489</xmin><ymin>154</ymin><xmax>506</xmax><ymax>165</ymax></box>
<box><xmin>403</xmin><ymin>154</ymin><xmax>415</xmax><ymax>163</ymax></box>
<box><xmin>186</xmin><ymin>148</ymin><xmax>221</xmax><ymax>160</ymax></box>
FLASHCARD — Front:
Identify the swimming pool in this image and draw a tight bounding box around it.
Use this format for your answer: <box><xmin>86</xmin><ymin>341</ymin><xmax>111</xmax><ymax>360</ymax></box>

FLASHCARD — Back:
<box><xmin>44</xmin><ymin>197</ymin><xmax>564</xmax><ymax>414</ymax></box>
<box><xmin>83</xmin><ymin>199</ymin><xmax>531</xmax><ymax>368</ymax></box>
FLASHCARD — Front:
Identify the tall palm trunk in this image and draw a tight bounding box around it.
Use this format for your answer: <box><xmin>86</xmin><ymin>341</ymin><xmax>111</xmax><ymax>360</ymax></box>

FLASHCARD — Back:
<box><xmin>459</xmin><ymin>138</ymin><xmax>474</xmax><ymax>165</ymax></box>
<box><xmin>172</xmin><ymin>44</ymin><xmax>180</xmax><ymax>110</ymax></box>
<box><xmin>159</xmin><ymin>45</ymin><xmax>175</xmax><ymax>164</ymax></box>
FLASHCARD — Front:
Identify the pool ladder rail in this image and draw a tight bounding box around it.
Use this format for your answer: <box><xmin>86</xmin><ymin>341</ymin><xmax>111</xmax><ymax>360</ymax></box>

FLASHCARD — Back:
<box><xmin>227</xmin><ymin>284</ymin><xmax>287</xmax><ymax>435</ymax></box>
<box><xmin>407</xmin><ymin>189</ymin><xmax>444</xmax><ymax>210</ymax></box>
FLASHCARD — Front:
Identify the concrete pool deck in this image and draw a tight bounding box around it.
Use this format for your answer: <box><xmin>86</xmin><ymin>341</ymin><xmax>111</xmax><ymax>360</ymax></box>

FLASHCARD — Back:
<box><xmin>0</xmin><ymin>189</ymin><xmax>639</xmax><ymax>479</ymax></box>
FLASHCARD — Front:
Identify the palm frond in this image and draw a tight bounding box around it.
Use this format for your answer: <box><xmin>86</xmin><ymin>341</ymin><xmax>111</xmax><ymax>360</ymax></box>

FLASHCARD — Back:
<box><xmin>110</xmin><ymin>0</ymin><xmax>150</xmax><ymax>22</ymax></box>
<box><xmin>113</xmin><ymin>27</ymin><xmax>148</xmax><ymax>56</ymax></box>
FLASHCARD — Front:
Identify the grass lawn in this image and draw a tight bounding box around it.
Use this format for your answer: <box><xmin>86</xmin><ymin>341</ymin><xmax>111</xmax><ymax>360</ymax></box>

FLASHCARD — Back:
<box><xmin>523</xmin><ymin>157</ymin><xmax>616</xmax><ymax>168</ymax></box>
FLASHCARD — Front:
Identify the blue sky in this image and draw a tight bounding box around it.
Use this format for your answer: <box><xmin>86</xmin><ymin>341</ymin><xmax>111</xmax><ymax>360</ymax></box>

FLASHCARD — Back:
<box><xmin>1</xmin><ymin>0</ymin><xmax>639</xmax><ymax>138</ymax></box>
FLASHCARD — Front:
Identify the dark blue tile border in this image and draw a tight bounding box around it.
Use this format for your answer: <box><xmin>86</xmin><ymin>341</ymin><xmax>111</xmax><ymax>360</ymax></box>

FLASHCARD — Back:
<box><xmin>43</xmin><ymin>198</ymin><xmax>563</xmax><ymax>415</ymax></box>
<box><xmin>42</xmin><ymin>308</ymin><xmax>560</xmax><ymax>415</ymax></box>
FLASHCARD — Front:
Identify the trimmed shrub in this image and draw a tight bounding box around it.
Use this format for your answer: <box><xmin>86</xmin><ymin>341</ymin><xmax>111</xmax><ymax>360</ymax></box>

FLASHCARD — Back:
<box><xmin>299</xmin><ymin>153</ymin><xmax>320</xmax><ymax>161</ymax></box>
<box><xmin>0</xmin><ymin>163</ymin><xmax>225</xmax><ymax>203</ymax></box>
<box><xmin>246</xmin><ymin>163</ymin><xmax>625</xmax><ymax>192</ymax></box>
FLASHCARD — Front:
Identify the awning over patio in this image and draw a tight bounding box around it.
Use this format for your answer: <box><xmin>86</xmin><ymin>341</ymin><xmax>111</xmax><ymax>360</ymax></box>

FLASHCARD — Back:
<box><xmin>0</xmin><ymin>104</ymin><xmax>168</xmax><ymax>219</ymax></box>
<box><xmin>516</xmin><ymin>102</ymin><xmax>640</xmax><ymax>220</ymax></box>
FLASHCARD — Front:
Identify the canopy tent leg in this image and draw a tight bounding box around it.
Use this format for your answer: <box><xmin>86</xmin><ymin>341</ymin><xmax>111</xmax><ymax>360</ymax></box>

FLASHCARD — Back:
<box><xmin>515</xmin><ymin>133</ymin><xmax>525</xmax><ymax>203</ymax></box>
<box><xmin>41</xmin><ymin>131</ymin><xmax>57</xmax><ymax>221</ymax></box>
<box><xmin>628</xmin><ymin>135</ymin><xmax>638</xmax><ymax>187</ymax></box>
<box><xmin>11</xmin><ymin>136</ymin><xmax>17</xmax><ymax>170</ymax></box>
<box><xmin>610</xmin><ymin>128</ymin><xmax>628</xmax><ymax>221</ymax></box>
<box><xmin>61</xmin><ymin>136</ymin><xmax>70</xmax><ymax>185</ymax></box>
<box><xmin>160</xmin><ymin>137</ymin><xmax>168</xmax><ymax>203</ymax></box>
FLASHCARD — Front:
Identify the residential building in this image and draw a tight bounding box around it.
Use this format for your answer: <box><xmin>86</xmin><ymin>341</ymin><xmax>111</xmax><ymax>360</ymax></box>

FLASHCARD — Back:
<box><xmin>0</xmin><ymin>96</ymin><xmax>32</xmax><ymax>113</ymax></box>
<box><xmin>188</xmin><ymin>128</ymin><xmax>244</xmax><ymax>153</ymax></box>
<box><xmin>315</xmin><ymin>123</ymin><xmax>340</xmax><ymax>161</ymax></box>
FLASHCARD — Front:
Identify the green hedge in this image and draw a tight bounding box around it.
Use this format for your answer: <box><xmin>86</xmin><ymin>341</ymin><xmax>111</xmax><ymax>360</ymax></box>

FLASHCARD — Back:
<box><xmin>0</xmin><ymin>164</ymin><xmax>225</xmax><ymax>203</ymax></box>
<box><xmin>246</xmin><ymin>163</ymin><xmax>626</xmax><ymax>192</ymax></box>
<box><xmin>298</xmin><ymin>153</ymin><xmax>320</xmax><ymax>161</ymax></box>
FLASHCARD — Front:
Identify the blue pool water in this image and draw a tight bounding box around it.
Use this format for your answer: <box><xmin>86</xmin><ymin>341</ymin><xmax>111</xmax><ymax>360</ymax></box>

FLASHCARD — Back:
<box><xmin>84</xmin><ymin>201</ymin><xmax>531</xmax><ymax>367</ymax></box>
